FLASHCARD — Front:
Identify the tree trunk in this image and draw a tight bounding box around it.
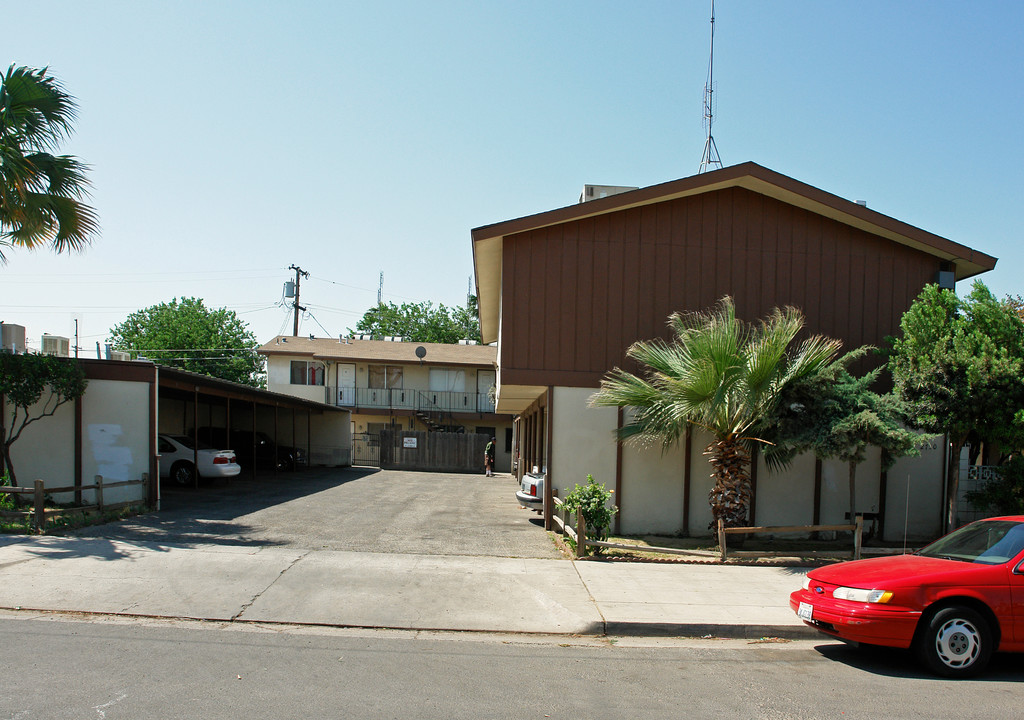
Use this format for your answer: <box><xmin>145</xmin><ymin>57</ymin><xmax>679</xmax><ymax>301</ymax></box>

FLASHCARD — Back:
<box><xmin>848</xmin><ymin>459</ymin><xmax>857</xmax><ymax>526</ymax></box>
<box><xmin>945</xmin><ymin>434</ymin><xmax>969</xmax><ymax>533</ymax></box>
<box><xmin>705</xmin><ymin>437</ymin><xmax>752</xmax><ymax>530</ymax></box>
<box><xmin>0</xmin><ymin>442</ymin><xmax>16</xmax><ymax>487</ymax></box>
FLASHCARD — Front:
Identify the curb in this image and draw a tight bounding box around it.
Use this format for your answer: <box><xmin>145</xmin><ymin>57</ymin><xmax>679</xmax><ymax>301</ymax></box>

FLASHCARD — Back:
<box><xmin>0</xmin><ymin>606</ymin><xmax>822</xmax><ymax>641</ymax></box>
<box><xmin>602</xmin><ymin>620</ymin><xmax>821</xmax><ymax>640</ymax></box>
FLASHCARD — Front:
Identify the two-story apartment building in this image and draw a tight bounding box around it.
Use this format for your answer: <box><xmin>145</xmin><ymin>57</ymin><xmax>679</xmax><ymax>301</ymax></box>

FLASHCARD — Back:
<box><xmin>258</xmin><ymin>336</ymin><xmax>514</xmax><ymax>472</ymax></box>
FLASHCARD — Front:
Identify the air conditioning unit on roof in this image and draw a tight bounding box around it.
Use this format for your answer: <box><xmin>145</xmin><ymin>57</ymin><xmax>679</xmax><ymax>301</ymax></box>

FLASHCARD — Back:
<box><xmin>41</xmin><ymin>334</ymin><xmax>70</xmax><ymax>357</ymax></box>
<box><xmin>1</xmin><ymin>323</ymin><xmax>26</xmax><ymax>353</ymax></box>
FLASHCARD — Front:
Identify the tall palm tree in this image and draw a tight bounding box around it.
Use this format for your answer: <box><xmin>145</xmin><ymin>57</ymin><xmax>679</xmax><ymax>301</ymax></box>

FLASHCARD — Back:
<box><xmin>590</xmin><ymin>297</ymin><xmax>842</xmax><ymax>528</ymax></box>
<box><xmin>0</xmin><ymin>64</ymin><xmax>98</xmax><ymax>260</ymax></box>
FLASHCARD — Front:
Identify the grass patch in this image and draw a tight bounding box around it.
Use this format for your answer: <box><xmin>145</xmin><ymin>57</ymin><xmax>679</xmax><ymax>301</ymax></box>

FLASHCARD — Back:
<box><xmin>1</xmin><ymin>504</ymin><xmax>147</xmax><ymax>535</ymax></box>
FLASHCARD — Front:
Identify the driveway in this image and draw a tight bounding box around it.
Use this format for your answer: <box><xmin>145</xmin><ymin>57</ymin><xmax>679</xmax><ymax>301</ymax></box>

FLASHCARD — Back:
<box><xmin>73</xmin><ymin>468</ymin><xmax>561</xmax><ymax>559</ymax></box>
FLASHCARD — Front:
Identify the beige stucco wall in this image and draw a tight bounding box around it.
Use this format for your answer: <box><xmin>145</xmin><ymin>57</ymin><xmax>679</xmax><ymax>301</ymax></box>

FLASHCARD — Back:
<box><xmin>885</xmin><ymin>441</ymin><xmax>945</xmax><ymax>541</ymax></box>
<box><xmin>547</xmin><ymin>386</ymin><xmax>947</xmax><ymax>540</ymax></box>
<box><xmin>310</xmin><ymin>409</ymin><xmax>352</xmax><ymax>466</ymax></box>
<box><xmin>4</xmin><ymin>391</ymin><xmax>76</xmax><ymax>491</ymax></box>
<box><xmin>5</xmin><ymin>377</ymin><xmax>150</xmax><ymax>507</ymax></box>
<box><xmin>266</xmin><ymin>355</ymin><xmax>492</xmax><ymax>398</ymax></box>
<box><xmin>753</xmin><ymin>451</ymin><xmax>818</xmax><ymax>531</ymax></box>
<box><xmin>620</xmin><ymin>437</ymin><xmax>686</xmax><ymax>535</ymax></box>
<box><xmin>80</xmin><ymin>379</ymin><xmax>151</xmax><ymax>506</ymax></box>
<box><xmin>549</xmin><ymin>386</ymin><xmax>618</xmax><ymax>506</ymax></box>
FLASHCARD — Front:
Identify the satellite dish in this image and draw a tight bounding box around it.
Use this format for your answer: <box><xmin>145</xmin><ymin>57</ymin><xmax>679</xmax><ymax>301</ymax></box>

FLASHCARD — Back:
<box><xmin>415</xmin><ymin>346</ymin><xmax>427</xmax><ymax>359</ymax></box>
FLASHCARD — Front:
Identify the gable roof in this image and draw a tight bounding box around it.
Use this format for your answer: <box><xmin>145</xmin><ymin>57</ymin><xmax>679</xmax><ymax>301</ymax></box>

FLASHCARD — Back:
<box><xmin>258</xmin><ymin>336</ymin><xmax>496</xmax><ymax>367</ymax></box>
<box><xmin>471</xmin><ymin>161</ymin><xmax>997</xmax><ymax>344</ymax></box>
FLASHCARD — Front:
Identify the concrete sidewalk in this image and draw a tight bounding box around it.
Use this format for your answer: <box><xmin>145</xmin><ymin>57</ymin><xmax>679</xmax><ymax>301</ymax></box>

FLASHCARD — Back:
<box><xmin>0</xmin><ymin>535</ymin><xmax>816</xmax><ymax>639</ymax></box>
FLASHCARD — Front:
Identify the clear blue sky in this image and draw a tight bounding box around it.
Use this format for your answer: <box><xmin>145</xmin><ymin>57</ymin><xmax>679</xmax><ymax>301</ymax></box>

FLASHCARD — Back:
<box><xmin>3</xmin><ymin>0</ymin><xmax>1022</xmax><ymax>353</ymax></box>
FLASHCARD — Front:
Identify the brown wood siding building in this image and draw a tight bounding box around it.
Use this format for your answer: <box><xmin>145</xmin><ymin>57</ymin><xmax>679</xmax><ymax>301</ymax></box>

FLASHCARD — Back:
<box><xmin>474</xmin><ymin>163</ymin><xmax>997</xmax><ymax>535</ymax></box>
<box><xmin>498</xmin><ymin>185</ymin><xmax>942</xmax><ymax>389</ymax></box>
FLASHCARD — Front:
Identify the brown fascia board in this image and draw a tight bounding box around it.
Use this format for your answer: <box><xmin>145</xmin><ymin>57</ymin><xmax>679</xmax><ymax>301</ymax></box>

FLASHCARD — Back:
<box><xmin>471</xmin><ymin>162</ymin><xmax>998</xmax><ymax>342</ymax></box>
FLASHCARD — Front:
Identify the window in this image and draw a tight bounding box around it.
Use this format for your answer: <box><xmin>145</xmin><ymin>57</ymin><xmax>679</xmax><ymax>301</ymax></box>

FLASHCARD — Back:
<box><xmin>368</xmin><ymin>365</ymin><xmax>403</xmax><ymax>389</ymax></box>
<box><xmin>290</xmin><ymin>360</ymin><xmax>324</xmax><ymax>386</ymax></box>
<box><xmin>429</xmin><ymin>368</ymin><xmax>466</xmax><ymax>392</ymax></box>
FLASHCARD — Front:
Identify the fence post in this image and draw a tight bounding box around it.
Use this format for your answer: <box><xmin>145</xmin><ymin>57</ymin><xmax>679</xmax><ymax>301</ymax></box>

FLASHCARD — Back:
<box><xmin>718</xmin><ymin>518</ymin><xmax>727</xmax><ymax>562</ymax></box>
<box><xmin>95</xmin><ymin>475</ymin><xmax>104</xmax><ymax>511</ymax></box>
<box><xmin>34</xmin><ymin>480</ymin><xmax>45</xmax><ymax>531</ymax></box>
<box><xmin>576</xmin><ymin>510</ymin><xmax>586</xmax><ymax>559</ymax></box>
<box><xmin>552</xmin><ymin>489</ymin><xmax>559</xmax><ymax>534</ymax></box>
<box><xmin>854</xmin><ymin>515</ymin><xmax>863</xmax><ymax>560</ymax></box>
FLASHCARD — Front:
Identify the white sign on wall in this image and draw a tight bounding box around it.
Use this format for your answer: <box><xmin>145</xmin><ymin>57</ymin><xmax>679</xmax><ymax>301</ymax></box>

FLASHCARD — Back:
<box><xmin>403</xmin><ymin>437</ymin><xmax>418</xmax><ymax>449</ymax></box>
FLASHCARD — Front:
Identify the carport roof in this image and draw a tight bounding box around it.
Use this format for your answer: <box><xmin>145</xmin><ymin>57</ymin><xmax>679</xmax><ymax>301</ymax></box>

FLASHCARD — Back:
<box><xmin>156</xmin><ymin>364</ymin><xmax>345</xmax><ymax>411</ymax></box>
<box><xmin>83</xmin><ymin>358</ymin><xmax>344</xmax><ymax>412</ymax></box>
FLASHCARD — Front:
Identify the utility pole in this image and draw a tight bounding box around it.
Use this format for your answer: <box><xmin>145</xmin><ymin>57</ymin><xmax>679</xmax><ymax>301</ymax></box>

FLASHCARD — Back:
<box><xmin>289</xmin><ymin>264</ymin><xmax>309</xmax><ymax>336</ymax></box>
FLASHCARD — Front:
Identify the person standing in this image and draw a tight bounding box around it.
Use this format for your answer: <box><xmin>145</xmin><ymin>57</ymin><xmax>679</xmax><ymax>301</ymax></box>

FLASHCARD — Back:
<box><xmin>484</xmin><ymin>437</ymin><xmax>496</xmax><ymax>477</ymax></box>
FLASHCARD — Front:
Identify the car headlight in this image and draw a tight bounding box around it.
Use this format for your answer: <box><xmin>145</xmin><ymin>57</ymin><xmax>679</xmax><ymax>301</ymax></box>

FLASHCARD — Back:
<box><xmin>832</xmin><ymin>586</ymin><xmax>893</xmax><ymax>604</ymax></box>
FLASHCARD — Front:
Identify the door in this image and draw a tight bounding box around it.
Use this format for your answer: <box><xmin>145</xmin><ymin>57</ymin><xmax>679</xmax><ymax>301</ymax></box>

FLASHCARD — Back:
<box><xmin>338</xmin><ymin>363</ymin><xmax>355</xmax><ymax>406</ymax></box>
<box><xmin>477</xmin><ymin>370</ymin><xmax>496</xmax><ymax>412</ymax></box>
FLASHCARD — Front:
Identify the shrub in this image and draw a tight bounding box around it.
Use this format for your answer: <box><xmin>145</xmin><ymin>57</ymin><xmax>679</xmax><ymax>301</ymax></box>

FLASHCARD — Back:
<box><xmin>561</xmin><ymin>474</ymin><xmax>618</xmax><ymax>554</ymax></box>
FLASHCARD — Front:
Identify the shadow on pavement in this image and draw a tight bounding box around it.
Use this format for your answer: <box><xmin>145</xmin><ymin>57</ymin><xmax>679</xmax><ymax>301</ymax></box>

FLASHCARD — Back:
<box><xmin>67</xmin><ymin>466</ymin><xmax>378</xmax><ymax>549</ymax></box>
<box><xmin>814</xmin><ymin>642</ymin><xmax>1024</xmax><ymax>681</ymax></box>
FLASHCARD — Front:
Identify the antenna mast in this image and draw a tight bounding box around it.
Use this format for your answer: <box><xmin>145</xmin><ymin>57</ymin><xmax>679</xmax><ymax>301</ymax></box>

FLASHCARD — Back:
<box><xmin>377</xmin><ymin>271</ymin><xmax>384</xmax><ymax>305</ymax></box>
<box><xmin>698</xmin><ymin>0</ymin><xmax>722</xmax><ymax>173</ymax></box>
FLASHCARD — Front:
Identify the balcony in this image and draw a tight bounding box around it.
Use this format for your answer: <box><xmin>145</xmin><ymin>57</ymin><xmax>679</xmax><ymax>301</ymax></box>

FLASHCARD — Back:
<box><xmin>330</xmin><ymin>387</ymin><xmax>496</xmax><ymax>414</ymax></box>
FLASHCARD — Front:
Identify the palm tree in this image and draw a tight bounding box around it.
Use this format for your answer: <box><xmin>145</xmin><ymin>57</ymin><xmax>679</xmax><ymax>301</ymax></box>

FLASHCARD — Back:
<box><xmin>0</xmin><ymin>64</ymin><xmax>98</xmax><ymax>260</ymax></box>
<box><xmin>590</xmin><ymin>297</ymin><xmax>842</xmax><ymax>529</ymax></box>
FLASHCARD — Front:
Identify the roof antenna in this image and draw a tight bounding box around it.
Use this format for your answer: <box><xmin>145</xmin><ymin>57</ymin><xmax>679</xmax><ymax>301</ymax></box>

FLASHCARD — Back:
<box><xmin>698</xmin><ymin>0</ymin><xmax>723</xmax><ymax>174</ymax></box>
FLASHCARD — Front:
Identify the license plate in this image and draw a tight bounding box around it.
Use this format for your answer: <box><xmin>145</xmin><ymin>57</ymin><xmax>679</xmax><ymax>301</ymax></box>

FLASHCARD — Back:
<box><xmin>798</xmin><ymin>602</ymin><xmax>814</xmax><ymax>621</ymax></box>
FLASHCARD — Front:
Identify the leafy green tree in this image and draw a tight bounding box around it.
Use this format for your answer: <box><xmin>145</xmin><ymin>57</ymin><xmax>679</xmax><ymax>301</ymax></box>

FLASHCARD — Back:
<box><xmin>889</xmin><ymin>281</ymin><xmax>1024</xmax><ymax>530</ymax></box>
<box><xmin>590</xmin><ymin>297</ymin><xmax>842</xmax><ymax>529</ymax></box>
<box><xmin>349</xmin><ymin>296</ymin><xmax>481</xmax><ymax>344</ymax></box>
<box><xmin>0</xmin><ymin>353</ymin><xmax>87</xmax><ymax>487</ymax></box>
<box><xmin>764</xmin><ymin>348</ymin><xmax>924</xmax><ymax>523</ymax></box>
<box><xmin>109</xmin><ymin>297</ymin><xmax>264</xmax><ymax>387</ymax></box>
<box><xmin>0</xmin><ymin>65</ymin><xmax>98</xmax><ymax>260</ymax></box>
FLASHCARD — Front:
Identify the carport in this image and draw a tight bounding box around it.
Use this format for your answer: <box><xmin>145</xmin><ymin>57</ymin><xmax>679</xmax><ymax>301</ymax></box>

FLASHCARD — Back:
<box><xmin>156</xmin><ymin>366</ymin><xmax>350</xmax><ymax>495</ymax></box>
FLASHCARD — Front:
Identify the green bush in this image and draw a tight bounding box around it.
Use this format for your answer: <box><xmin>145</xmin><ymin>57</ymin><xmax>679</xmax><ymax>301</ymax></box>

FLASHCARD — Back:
<box><xmin>965</xmin><ymin>456</ymin><xmax>1024</xmax><ymax>515</ymax></box>
<box><xmin>0</xmin><ymin>471</ymin><xmax>14</xmax><ymax>512</ymax></box>
<box><xmin>561</xmin><ymin>474</ymin><xmax>618</xmax><ymax>554</ymax></box>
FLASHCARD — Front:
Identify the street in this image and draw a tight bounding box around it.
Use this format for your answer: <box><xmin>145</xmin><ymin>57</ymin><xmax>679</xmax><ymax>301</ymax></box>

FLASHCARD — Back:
<box><xmin>1</xmin><ymin>614</ymin><xmax>1021</xmax><ymax>720</ymax></box>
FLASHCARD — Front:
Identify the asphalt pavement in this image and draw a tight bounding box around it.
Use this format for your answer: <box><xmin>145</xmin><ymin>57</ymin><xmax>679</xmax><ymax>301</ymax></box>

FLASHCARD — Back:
<box><xmin>0</xmin><ymin>468</ymin><xmax>817</xmax><ymax>639</ymax></box>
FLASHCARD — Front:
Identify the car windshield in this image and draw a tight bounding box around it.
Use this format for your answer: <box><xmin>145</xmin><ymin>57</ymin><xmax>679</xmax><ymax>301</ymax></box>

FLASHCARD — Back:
<box><xmin>917</xmin><ymin>520</ymin><xmax>1024</xmax><ymax>564</ymax></box>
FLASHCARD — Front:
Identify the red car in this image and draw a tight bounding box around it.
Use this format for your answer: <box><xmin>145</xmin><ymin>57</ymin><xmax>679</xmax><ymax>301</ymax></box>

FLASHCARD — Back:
<box><xmin>790</xmin><ymin>516</ymin><xmax>1024</xmax><ymax>677</ymax></box>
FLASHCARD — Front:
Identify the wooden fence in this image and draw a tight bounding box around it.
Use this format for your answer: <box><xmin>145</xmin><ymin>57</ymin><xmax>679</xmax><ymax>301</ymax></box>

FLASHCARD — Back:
<box><xmin>553</xmin><ymin>492</ymin><xmax>863</xmax><ymax>562</ymax></box>
<box><xmin>0</xmin><ymin>475</ymin><xmax>148</xmax><ymax>531</ymax></box>
<box><xmin>379</xmin><ymin>430</ymin><xmax>488</xmax><ymax>473</ymax></box>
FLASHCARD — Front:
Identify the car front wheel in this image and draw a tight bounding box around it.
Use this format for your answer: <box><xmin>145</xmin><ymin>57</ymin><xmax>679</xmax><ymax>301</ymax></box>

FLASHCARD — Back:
<box><xmin>171</xmin><ymin>462</ymin><xmax>196</xmax><ymax>487</ymax></box>
<box><xmin>915</xmin><ymin>605</ymin><xmax>993</xmax><ymax>678</ymax></box>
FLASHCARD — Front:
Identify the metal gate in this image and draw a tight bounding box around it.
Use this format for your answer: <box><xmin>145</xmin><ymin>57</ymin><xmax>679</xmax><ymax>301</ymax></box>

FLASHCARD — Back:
<box><xmin>351</xmin><ymin>433</ymin><xmax>380</xmax><ymax>467</ymax></box>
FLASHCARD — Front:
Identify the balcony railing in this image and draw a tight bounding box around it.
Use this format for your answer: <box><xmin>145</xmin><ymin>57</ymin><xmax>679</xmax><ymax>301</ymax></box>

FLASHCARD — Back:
<box><xmin>329</xmin><ymin>387</ymin><xmax>496</xmax><ymax>414</ymax></box>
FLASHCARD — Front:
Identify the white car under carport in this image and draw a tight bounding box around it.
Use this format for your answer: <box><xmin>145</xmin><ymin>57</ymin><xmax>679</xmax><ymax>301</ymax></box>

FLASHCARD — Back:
<box><xmin>158</xmin><ymin>434</ymin><xmax>240</xmax><ymax>486</ymax></box>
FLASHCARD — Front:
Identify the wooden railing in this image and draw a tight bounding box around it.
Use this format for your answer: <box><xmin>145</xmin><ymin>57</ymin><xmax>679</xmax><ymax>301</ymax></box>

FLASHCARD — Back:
<box><xmin>0</xmin><ymin>475</ymin><xmax>148</xmax><ymax>531</ymax></box>
<box><xmin>717</xmin><ymin>516</ymin><xmax>863</xmax><ymax>562</ymax></box>
<box><xmin>553</xmin><ymin>490</ymin><xmax>864</xmax><ymax>562</ymax></box>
